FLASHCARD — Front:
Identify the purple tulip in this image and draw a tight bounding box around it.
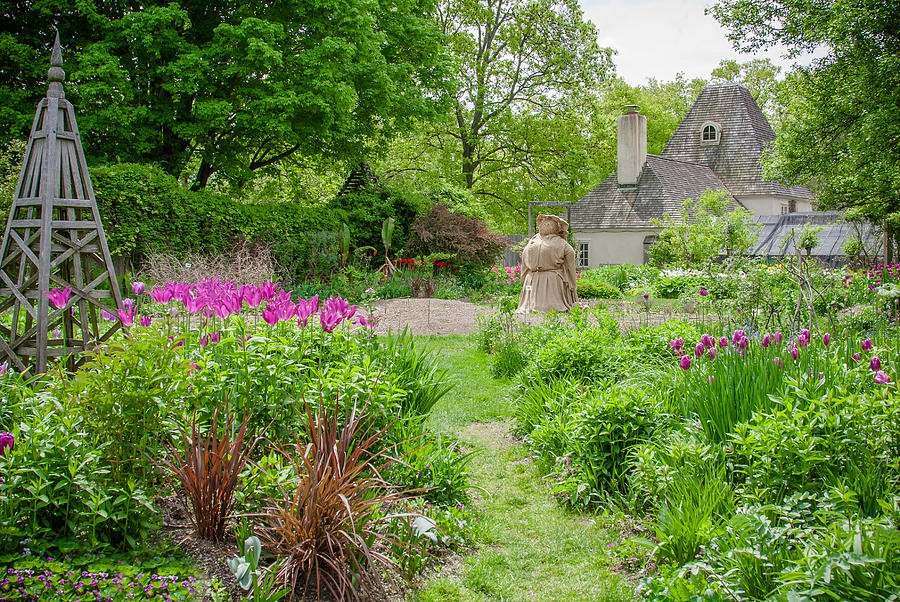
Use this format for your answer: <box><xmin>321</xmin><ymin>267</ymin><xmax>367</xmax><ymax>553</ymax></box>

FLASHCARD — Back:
<box><xmin>823</xmin><ymin>333</ymin><xmax>831</xmax><ymax>346</ymax></box>
<box><xmin>773</xmin><ymin>357</ymin><xmax>783</xmax><ymax>369</ymax></box>
<box><xmin>117</xmin><ymin>308</ymin><xmax>135</xmax><ymax>326</ymax></box>
<box><xmin>874</xmin><ymin>371</ymin><xmax>891</xmax><ymax>385</ymax></box>
<box><xmin>320</xmin><ymin>308</ymin><xmax>343</xmax><ymax>333</ymax></box>
<box><xmin>149</xmin><ymin>286</ymin><xmax>174</xmax><ymax>304</ymax></box>
<box><xmin>852</xmin><ymin>352</ymin><xmax>861</xmax><ymax>362</ymax></box>
<box><xmin>643</xmin><ymin>293</ymin><xmax>650</xmax><ymax>300</ymax></box>
<box><xmin>740</xmin><ymin>336</ymin><xmax>750</xmax><ymax>350</ymax></box>
<box><xmin>0</xmin><ymin>361</ymin><xmax>7</xmax><ymax>376</ymax></box>
<box><xmin>45</xmin><ymin>286</ymin><xmax>71</xmax><ymax>309</ymax></box>
<box><xmin>732</xmin><ymin>330</ymin><xmax>745</xmax><ymax>345</ymax></box>
<box><xmin>122</xmin><ymin>297</ymin><xmax>135</xmax><ymax>309</ymax></box>
<box><xmin>870</xmin><ymin>356</ymin><xmax>881</xmax><ymax>371</ymax></box>
<box><xmin>296</xmin><ymin>295</ymin><xmax>319</xmax><ymax>328</ymax></box>
<box><xmin>100</xmin><ymin>308</ymin><xmax>115</xmax><ymax>321</ymax></box>
<box><xmin>718</xmin><ymin>336</ymin><xmax>728</xmax><ymax>348</ymax></box>
<box><xmin>261</xmin><ymin>307</ymin><xmax>279</xmax><ymax>326</ymax></box>
<box><xmin>797</xmin><ymin>334</ymin><xmax>808</xmax><ymax>348</ymax></box>
<box><xmin>680</xmin><ymin>355</ymin><xmax>691</xmax><ymax>371</ymax></box>
<box><xmin>789</xmin><ymin>343</ymin><xmax>799</xmax><ymax>360</ymax></box>
<box><xmin>762</xmin><ymin>334</ymin><xmax>771</xmax><ymax>348</ymax></box>
<box><xmin>699</xmin><ymin>288</ymin><xmax>708</xmax><ymax>297</ymax></box>
<box><xmin>356</xmin><ymin>314</ymin><xmax>379</xmax><ymax>329</ymax></box>
<box><xmin>801</xmin><ymin>328</ymin><xmax>811</xmax><ymax>340</ymax></box>
<box><xmin>0</xmin><ymin>431</ymin><xmax>13</xmax><ymax>456</ymax></box>
<box><xmin>131</xmin><ymin>281</ymin><xmax>146</xmax><ymax>295</ymax></box>
<box><xmin>701</xmin><ymin>334</ymin><xmax>713</xmax><ymax>349</ymax></box>
<box><xmin>709</xmin><ymin>348</ymin><xmax>716</xmax><ymax>360</ymax></box>
<box><xmin>862</xmin><ymin>338</ymin><xmax>873</xmax><ymax>351</ymax></box>
<box><xmin>674</xmin><ymin>337</ymin><xmax>684</xmax><ymax>350</ymax></box>
<box><xmin>695</xmin><ymin>342</ymin><xmax>705</xmax><ymax>357</ymax></box>
<box><xmin>139</xmin><ymin>315</ymin><xmax>152</xmax><ymax>327</ymax></box>
<box><xmin>775</xmin><ymin>331</ymin><xmax>783</xmax><ymax>344</ymax></box>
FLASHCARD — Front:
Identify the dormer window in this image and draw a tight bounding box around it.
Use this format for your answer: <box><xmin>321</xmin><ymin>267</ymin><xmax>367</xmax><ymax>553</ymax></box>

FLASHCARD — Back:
<box><xmin>700</xmin><ymin>121</ymin><xmax>721</xmax><ymax>145</ymax></box>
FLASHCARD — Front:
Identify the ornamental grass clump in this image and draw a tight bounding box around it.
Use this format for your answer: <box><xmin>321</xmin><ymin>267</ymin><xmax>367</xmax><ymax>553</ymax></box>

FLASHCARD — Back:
<box><xmin>156</xmin><ymin>407</ymin><xmax>258</xmax><ymax>542</ymax></box>
<box><xmin>256</xmin><ymin>400</ymin><xmax>405</xmax><ymax>601</ymax></box>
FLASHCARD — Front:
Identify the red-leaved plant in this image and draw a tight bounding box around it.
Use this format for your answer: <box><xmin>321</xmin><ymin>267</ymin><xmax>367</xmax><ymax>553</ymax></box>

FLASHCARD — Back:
<box><xmin>256</xmin><ymin>399</ymin><xmax>406</xmax><ymax>601</ymax></box>
<box><xmin>157</xmin><ymin>407</ymin><xmax>258</xmax><ymax>541</ymax></box>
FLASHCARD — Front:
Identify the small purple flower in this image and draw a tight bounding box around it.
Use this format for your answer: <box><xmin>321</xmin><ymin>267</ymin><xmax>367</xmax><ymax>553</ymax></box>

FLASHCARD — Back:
<box><xmin>0</xmin><ymin>431</ymin><xmax>13</xmax><ymax>456</ymax></box>
<box><xmin>874</xmin><ymin>371</ymin><xmax>891</xmax><ymax>385</ymax></box>
<box><xmin>862</xmin><ymin>338</ymin><xmax>873</xmax><ymax>351</ymax></box>
<box><xmin>131</xmin><ymin>281</ymin><xmax>146</xmax><ymax>295</ymax></box>
<box><xmin>680</xmin><ymin>355</ymin><xmax>691</xmax><ymax>371</ymax></box>
<box><xmin>100</xmin><ymin>309</ymin><xmax>115</xmax><ymax>321</ymax></box>
<box><xmin>870</xmin><ymin>356</ymin><xmax>882</xmax><ymax>371</ymax></box>
<box><xmin>695</xmin><ymin>342</ymin><xmax>705</xmax><ymax>357</ymax></box>
<box><xmin>852</xmin><ymin>352</ymin><xmax>861</xmax><ymax>362</ymax></box>
<box><xmin>823</xmin><ymin>333</ymin><xmax>831</xmax><ymax>346</ymax></box>
<box><xmin>699</xmin><ymin>288</ymin><xmax>708</xmax><ymax>297</ymax></box>
<box><xmin>643</xmin><ymin>293</ymin><xmax>649</xmax><ymax>300</ymax></box>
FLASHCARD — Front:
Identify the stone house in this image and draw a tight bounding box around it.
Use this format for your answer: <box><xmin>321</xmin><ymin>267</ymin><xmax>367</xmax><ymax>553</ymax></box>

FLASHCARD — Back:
<box><xmin>568</xmin><ymin>83</ymin><xmax>820</xmax><ymax>267</ymax></box>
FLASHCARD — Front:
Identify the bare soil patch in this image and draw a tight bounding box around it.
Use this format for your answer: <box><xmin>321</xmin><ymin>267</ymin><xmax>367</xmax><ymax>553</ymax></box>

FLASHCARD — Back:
<box><xmin>459</xmin><ymin>419</ymin><xmax>519</xmax><ymax>451</ymax></box>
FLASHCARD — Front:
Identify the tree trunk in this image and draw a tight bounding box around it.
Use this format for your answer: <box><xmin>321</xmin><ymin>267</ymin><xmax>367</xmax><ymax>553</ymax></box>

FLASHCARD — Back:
<box><xmin>191</xmin><ymin>160</ymin><xmax>215</xmax><ymax>191</ymax></box>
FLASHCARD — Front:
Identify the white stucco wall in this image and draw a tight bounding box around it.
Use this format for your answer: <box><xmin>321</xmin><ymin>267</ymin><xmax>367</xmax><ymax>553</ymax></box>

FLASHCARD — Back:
<box><xmin>572</xmin><ymin>229</ymin><xmax>660</xmax><ymax>267</ymax></box>
<box><xmin>737</xmin><ymin>194</ymin><xmax>814</xmax><ymax>215</ymax></box>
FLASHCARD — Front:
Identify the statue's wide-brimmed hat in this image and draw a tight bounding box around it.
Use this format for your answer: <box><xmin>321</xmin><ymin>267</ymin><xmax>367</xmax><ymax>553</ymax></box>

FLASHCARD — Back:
<box><xmin>536</xmin><ymin>214</ymin><xmax>568</xmax><ymax>231</ymax></box>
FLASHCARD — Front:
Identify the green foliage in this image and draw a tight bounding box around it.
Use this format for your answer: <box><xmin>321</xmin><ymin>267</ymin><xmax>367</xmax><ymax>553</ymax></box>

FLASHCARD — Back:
<box><xmin>386</xmin><ymin>435</ymin><xmax>473</xmax><ymax>507</ymax></box>
<box><xmin>649</xmin><ymin>189</ymin><xmax>759</xmax><ymax>267</ymax></box>
<box><xmin>0</xmin><ymin>396</ymin><xmax>157</xmax><ymax>552</ymax></box>
<box><xmin>575</xmin><ymin>277</ymin><xmax>622</xmax><ymax>299</ymax></box>
<box><xmin>58</xmin><ymin>330</ymin><xmax>191</xmax><ymax>484</ymax></box>
<box><xmin>0</xmin><ymin>1</ymin><xmax>451</xmax><ymax>190</ymax></box>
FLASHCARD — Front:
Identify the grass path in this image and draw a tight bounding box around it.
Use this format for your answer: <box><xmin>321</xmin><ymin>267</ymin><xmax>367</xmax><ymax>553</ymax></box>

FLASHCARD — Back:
<box><xmin>409</xmin><ymin>336</ymin><xmax>633</xmax><ymax>602</ymax></box>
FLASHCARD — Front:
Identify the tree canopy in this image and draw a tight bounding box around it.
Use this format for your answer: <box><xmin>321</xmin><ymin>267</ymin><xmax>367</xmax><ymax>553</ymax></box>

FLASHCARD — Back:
<box><xmin>0</xmin><ymin>0</ymin><xmax>452</xmax><ymax>190</ymax></box>
<box><xmin>710</xmin><ymin>0</ymin><xmax>900</xmax><ymax>259</ymax></box>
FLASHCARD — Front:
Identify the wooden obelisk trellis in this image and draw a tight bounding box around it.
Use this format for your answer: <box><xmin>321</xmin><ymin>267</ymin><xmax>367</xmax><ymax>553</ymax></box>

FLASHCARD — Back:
<box><xmin>0</xmin><ymin>33</ymin><xmax>122</xmax><ymax>376</ymax></box>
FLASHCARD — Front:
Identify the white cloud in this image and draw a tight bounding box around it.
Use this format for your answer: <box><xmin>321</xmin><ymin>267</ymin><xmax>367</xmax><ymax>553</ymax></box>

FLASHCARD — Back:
<box><xmin>580</xmin><ymin>0</ymin><xmax>816</xmax><ymax>85</ymax></box>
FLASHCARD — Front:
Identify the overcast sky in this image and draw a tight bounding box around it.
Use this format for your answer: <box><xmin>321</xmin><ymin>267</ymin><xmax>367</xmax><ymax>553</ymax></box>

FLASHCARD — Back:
<box><xmin>580</xmin><ymin>0</ymin><xmax>812</xmax><ymax>85</ymax></box>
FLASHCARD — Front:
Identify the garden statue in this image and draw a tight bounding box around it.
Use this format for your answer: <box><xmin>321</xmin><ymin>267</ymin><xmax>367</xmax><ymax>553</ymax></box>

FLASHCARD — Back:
<box><xmin>516</xmin><ymin>214</ymin><xmax>578</xmax><ymax>313</ymax></box>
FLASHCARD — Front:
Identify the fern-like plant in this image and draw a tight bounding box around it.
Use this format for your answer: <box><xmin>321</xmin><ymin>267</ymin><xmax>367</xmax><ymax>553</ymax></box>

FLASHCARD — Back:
<box><xmin>157</xmin><ymin>407</ymin><xmax>257</xmax><ymax>541</ymax></box>
<box><xmin>256</xmin><ymin>399</ymin><xmax>404</xmax><ymax>601</ymax></box>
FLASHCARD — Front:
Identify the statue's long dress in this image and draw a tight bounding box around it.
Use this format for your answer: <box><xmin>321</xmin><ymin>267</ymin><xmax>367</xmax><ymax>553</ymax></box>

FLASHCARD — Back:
<box><xmin>516</xmin><ymin>233</ymin><xmax>578</xmax><ymax>313</ymax></box>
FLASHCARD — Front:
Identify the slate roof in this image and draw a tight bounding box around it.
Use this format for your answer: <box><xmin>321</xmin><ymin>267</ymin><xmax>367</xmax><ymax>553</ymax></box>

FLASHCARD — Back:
<box><xmin>750</xmin><ymin>212</ymin><xmax>863</xmax><ymax>258</ymax></box>
<box><xmin>660</xmin><ymin>84</ymin><xmax>813</xmax><ymax>200</ymax></box>
<box><xmin>570</xmin><ymin>155</ymin><xmax>738</xmax><ymax>229</ymax></box>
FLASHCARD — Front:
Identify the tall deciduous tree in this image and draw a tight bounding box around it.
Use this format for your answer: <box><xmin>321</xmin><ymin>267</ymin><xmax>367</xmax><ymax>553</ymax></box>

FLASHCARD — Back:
<box><xmin>710</xmin><ymin>58</ymin><xmax>782</xmax><ymax>121</ymax></box>
<box><xmin>709</xmin><ymin>0</ymin><xmax>900</xmax><ymax>261</ymax></box>
<box><xmin>0</xmin><ymin>0</ymin><xmax>452</xmax><ymax>190</ymax></box>
<box><xmin>424</xmin><ymin>0</ymin><xmax>614</xmax><ymax>226</ymax></box>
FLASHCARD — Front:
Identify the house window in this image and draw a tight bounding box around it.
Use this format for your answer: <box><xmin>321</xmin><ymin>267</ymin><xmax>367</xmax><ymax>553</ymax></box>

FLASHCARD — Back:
<box><xmin>576</xmin><ymin>242</ymin><xmax>589</xmax><ymax>268</ymax></box>
<box><xmin>700</xmin><ymin>121</ymin><xmax>721</xmax><ymax>144</ymax></box>
<box><xmin>780</xmin><ymin>202</ymin><xmax>790</xmax><ymax>215</ymax></box>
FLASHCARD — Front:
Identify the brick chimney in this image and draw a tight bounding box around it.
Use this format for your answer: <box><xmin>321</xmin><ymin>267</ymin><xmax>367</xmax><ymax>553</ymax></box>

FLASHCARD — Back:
<box><xmin>617</xmin><ymin>105</ymin><xmax>647</xmax><ymax>187</ymax></box>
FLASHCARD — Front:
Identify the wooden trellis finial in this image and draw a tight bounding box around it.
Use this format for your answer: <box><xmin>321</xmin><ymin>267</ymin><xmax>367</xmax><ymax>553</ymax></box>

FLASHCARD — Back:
<box><xmin>47</xmin><ymin>31</ymin><xmax>65</xmax><ymax>99</ymax></box>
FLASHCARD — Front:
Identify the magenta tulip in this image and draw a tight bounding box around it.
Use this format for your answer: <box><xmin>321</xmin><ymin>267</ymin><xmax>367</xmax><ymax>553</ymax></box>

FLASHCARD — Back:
<box><xmin>718</xmin><ymin>336</ymin><xmax>728</xmax><ymax>348</ymax></box>
<box><xmin>695</xmin><ymin>342</ymin><xmax>705</xmax><ymax>357</ymax></box>
<box><xmin>862</xmin><ymin>338</ymin><xmax>873</xmax><ymax>351</ymax></box>
<box><xmin>131</xmin><ymin>281</ymin><xmax>146</xmax><ymax>295</ymax></box>
<box><xmin>852</xmin><ymin>352</ymin><xmax>861</xmax><ymax>362</ymax></box>
<box><xmin>823</xmin><ymin>333</ymin><xmax>831</xmax><ymax>346</ymax></box>
<box><xmin>870</xmin><ymin>356</ymin><xmax>881</xmax><ymax>371</ymax></box>
<box><xmin>680</xmin><ymin>355</ymin><xmax>691</xmax><ymax>371</ymax></box>
<box><xmin>0</xmin><ymin>431</ymin><xmax>13</xmax><ymax>456</ymax></box>
<box><xmin>874</xmin><ymin>371</ymin><xmax>891</xmax><ymax>385</ymax></box>
<box><xmin>139</xmin><ymin>315</ymin><xmax>152</xmax><ymax>327</ymax></box>
<box><xmin>45</xmin><ymin>286</ymin><xmax>71</xmax><ymax>309</ymax></box>
<box><xmin>774</xmin><ymin>331</ymin><xmax>783</xmax><ymax>344</ymax></box>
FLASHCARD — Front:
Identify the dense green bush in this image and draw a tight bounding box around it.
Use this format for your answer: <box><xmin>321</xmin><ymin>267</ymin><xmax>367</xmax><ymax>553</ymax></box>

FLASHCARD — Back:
<box><xmin>576</xmin><ymin>277</ymin><xmax>622</xmax><ymax>299</ymax></box>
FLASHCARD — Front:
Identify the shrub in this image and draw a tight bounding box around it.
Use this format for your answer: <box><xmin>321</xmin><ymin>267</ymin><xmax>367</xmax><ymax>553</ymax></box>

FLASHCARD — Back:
<box><xmin>256</xmin><ymin>401</ymin><xmax>405</xmax><ymax>601</ymax></box>
<box><xmin>576</xmin><ymin>278</ymin><xmax>622</xmax><ymax>299</ymax></box>
<box><xmin>156</xmin><ymin>408</ymin><xmax>258</xmax><ymax>542</ymax></box>
<box><xmin>406</xmin><ymin>204</ymin><xmax>508</xmax><ymax>269</ymax></box>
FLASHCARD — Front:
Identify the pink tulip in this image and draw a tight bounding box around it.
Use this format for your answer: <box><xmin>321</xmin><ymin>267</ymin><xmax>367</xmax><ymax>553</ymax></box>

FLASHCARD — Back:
<box><xmin>117</xmin><ymin>308</ymin><xmax>135</xmax><ymax>326</ymax></box>
<box><xmin>775</xmin><ymin>331</ymin><xmax>783</xmax><ymax>344</ymax></box>
<box><xmin>773</xmin><ymin>357</ymin><xmax>783</xmax><ymax>369</ymax></box>
<box><xmin>139</xmin><ymin>315</ymin><xmax>152</xmax><ymax>327</ymax></box>
<box><xmin>823</xmin><ymin>333</ymin><xmax>831</xmax><ymax>346</ymax></box>
<box><xmin>862</xmin><ymin>338</ymin><xmax>873</xmax><ymax>351</ymax></box>
<box><xmin>789</xmin><ymin>343</ymin><xmax>798</xmax><ymax>360</ymax></box>
<box><xmin>680</xmin><ymin>355</ymin><xmax>691</xmax><ymax>371</ymax></box>
<box><xmin>718</xmin><ymin>337</ymin><xmax>728</xmax><ymax>348</ymax></box>
<box><xmin>874</xmin><ymin>371</ymin><xmax>891</xmax><ymax>385</ymax></box>
<box><xmin>762</xmin><ymin>334</ymin><xmax>771</xmax><ymax>348</ymax></box>
<box><xmin>131</xmin><ymin>281</ymin><xmax>146</xmax><ymax>295</ymax></box>
<box><xmin>709</xmin><ymin>348</ymin><xmax>716</xmax><ymax>360</ymax></box>
<box><xmin>45</xmin><ymin>286</ymin><xmax>72</xmax><ymax>309</ymax></box>
<box><xmin>695</xmin><ymin>343</ymin><xmax>705</xmax><ymax>357</ymax></box>
<box><xmin>149</xmin><ymin>286</ymin><xmax>174</xmax><ymax>304</ymax></box>
<box><xmin>870</xmin><ymin>356</ymin><xmax>881</xmax><ymax>371</ymax></box>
